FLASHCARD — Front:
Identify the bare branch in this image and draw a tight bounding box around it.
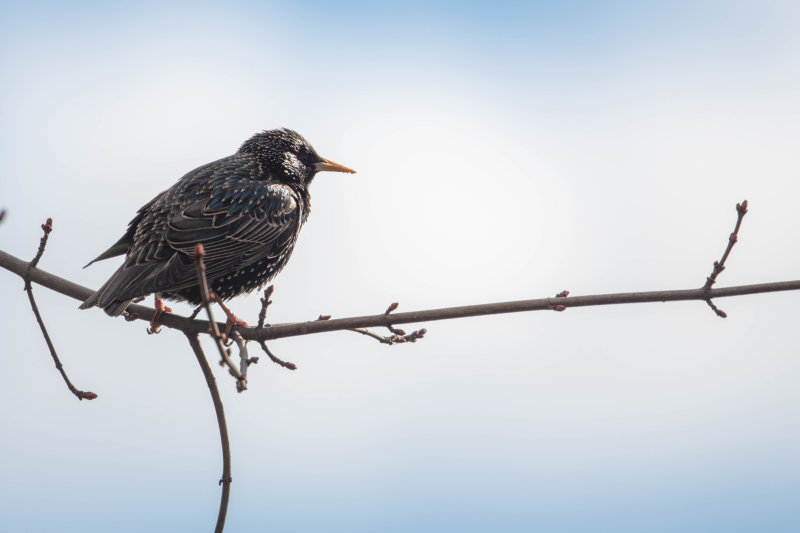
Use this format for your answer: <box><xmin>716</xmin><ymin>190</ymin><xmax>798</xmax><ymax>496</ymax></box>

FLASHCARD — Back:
<box><xmin>0</xmin><ymin>199</ymin><xmax>795</xmax><ymax>347</ymax></box>
<box><xmin>703</xmin><ymin>200</ymin><xmax>748</xmax><ymax>317</ymax></box>
<box><xmin>23</xmin><ymin>218</ymin><xmax>96</xmax><ymax>401</ymax></box>
<box><xmin>185</xmin><ymin>333</ymin><xmax>231</xmax><ymax>533</ymax></box>
<box><xmin>4</xmin><ymin>247</ymin><xmax>800</xmax><ymax>341</ymax></box>
<box><xmin>257</xmin><ymin>340</ymin><xmax>297</xmax><ymax>370</ymax></box>
<box><xmin>350</xmin><ymin>327</ymin><xmax>427</xmax><ymax>345</ymax></box>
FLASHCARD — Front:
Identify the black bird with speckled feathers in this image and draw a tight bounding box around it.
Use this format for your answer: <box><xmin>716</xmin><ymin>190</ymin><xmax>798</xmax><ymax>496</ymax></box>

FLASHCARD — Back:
<box><xmin>80</xmin><ymin>129</ymin><xmax>355</xmax><ymax>316</ymax></box>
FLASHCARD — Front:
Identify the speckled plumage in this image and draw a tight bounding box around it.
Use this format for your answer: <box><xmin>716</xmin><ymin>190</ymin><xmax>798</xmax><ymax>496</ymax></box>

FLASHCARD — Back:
<box><xmin>80</xmin><ymin>128</ymin><xmax>354</xmax><ymax>316</ymax></box>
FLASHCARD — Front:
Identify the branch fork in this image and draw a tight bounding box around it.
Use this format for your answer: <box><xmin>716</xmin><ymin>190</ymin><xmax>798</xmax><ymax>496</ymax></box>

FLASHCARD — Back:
<box><xmin>349</xmin><ymin>302</ymin><xmax>428</xmax><ymax>345</ymax></box>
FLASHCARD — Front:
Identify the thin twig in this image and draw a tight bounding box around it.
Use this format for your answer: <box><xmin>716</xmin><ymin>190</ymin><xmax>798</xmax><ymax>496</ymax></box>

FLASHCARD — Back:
<box><xmin>703</xmin><ymin>200</ymin><xmax>748</xmax><ymax>317</ymax></box>
<box><xmin>193</xmin><ymin>244</ymin><xmax>247</xmax><ymax>392</ymax></box>
<box><xmin>350</xmin><ymin>327</ymin><xmax>427</xmax><ymax>345</ymax></box>
<box><xmin>383</xmin><ymin>301</ymin><xmax>407</xmax><ymax>335</ymax></box>
<box><xmin>346</xmin><ymin>301</ymin><xmax>428</xmax><ymax>344</ymax></box>
<box><xmin>23</xmin><ymin>218</ymin><xmax>96</xmax><ymax>401</ymax></box>
<box><xmin>257</xmin><ymin>285</ymin><xmax>274</xmax><ymax>329</ymax></box>
<box><xmin>30</xmin><ymin>217</ymin><xmax>52</xmax><ymax>269</ymax></box>
<box><xmin>257</xmin><ymin>340</ymin><xmax>297</xmax><ymax>370</ymax></box>
<box><xmin>253</xmin><ymin>284</ymin><xmax>296</xmax><ymax>369</ymax></box>
<box><xmin>185</xmin><ymin>333</ymin><xmax>231</xmax><ymax>533</ymax></box>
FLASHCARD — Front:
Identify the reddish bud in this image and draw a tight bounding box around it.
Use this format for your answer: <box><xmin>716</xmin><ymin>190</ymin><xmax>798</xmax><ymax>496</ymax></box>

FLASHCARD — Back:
<box><xmin>737</xmin><ymin>200</ymin><xmax>748</xmax><ymax>214</ymax></box>
<box><xmin>285</xmin><ymin>362</ymin><xmax>298</xmax><ymax>370</ymax></box>
<box><xmin>385</xmin><ymin>302</ymin><xmax>399</xmax><ymax>315</ymax></box>
<box><xmin>556</xmin><ymin>290</ymin><xmax>569</xmax><ymax>298</ymax></box>
<box><xmin>193</xmin><ymin>244</ymin><xmax>205</xmax><ymax>260</ymax></box>
<box><xmin>553</xmin><ymin>305</ymin><xmax>567</xmax><ymax>312</ymax></box>
<box><xmin>81</xmin><ymin>391</ymin><xmax>98</xmax><ymax>400</ymax></box>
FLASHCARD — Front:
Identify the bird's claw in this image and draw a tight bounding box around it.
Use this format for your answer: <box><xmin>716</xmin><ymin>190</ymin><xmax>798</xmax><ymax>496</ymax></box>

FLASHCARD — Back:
<box><xmin>147</xmin><ymin>296</ymin><xmax>172</xmax><ymax>335</ymax></box>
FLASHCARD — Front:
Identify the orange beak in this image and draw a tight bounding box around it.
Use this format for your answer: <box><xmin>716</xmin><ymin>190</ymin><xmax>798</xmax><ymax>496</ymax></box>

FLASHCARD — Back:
<box><xmin>314</xmin><ymin>158</ymin><xmax>356</xmax><ymax>174</ymax></box>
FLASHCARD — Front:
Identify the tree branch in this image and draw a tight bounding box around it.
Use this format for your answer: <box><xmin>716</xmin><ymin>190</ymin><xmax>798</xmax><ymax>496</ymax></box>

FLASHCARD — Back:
<box><xmin>22</xmin><ymin>218</ymin><xmax>96</xmax><ymax>400</ymax></box>
<box><xmin>185</xmin><ymin>333</ymin><xmax>232</xmax><ymax>533</ymax></box>
<box><xmin>3</xmin><ymin>247</ymin><xmax>800</xmax><ymax>342</ymax></box>
<box><xmin>703</xmin><ymin>199</ymin><xmax>748</xmax><ymax>317</ymax></box>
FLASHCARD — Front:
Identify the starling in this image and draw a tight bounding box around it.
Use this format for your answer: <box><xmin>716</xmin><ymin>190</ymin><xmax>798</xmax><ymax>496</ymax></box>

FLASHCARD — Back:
<box><xmin>80</xmin><ymin>128</ymin><xmax>355</xmax><ymax>323</ymax></box>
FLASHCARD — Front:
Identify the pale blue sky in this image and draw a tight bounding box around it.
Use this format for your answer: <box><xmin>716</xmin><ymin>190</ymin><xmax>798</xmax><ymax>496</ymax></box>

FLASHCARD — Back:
<box><xmin>2</xmin><ymin>1</ymin><xmax>800</xmax><ymax>532</ymax></box>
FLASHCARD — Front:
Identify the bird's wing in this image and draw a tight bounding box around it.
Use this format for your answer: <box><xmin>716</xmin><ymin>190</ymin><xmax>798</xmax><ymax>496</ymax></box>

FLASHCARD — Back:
<box><xmin>165</xmin><ymin>181</ymin><xmax>301</xmax><ymax>284</ymax></box>
<box><xmin>82</xmin><ymin>155</ymin><xmax>304</xmax><ymax>313</ymax></box>
<box><xmin>101</xmin><ymin>181</ymin><xmax>301</xmax><ymax>304</ymax></box>
<box><xmin>81</xmin><ymin>176</ymin><xmax>302</xmax><ymax>315</ymax></box>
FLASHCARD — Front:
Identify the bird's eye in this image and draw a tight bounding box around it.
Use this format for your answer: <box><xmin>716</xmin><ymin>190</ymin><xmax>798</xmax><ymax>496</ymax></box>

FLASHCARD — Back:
<box><xmin>297</xmin><ymin>148</ymin><xmax>316</xmax><ymax>164</ymax></box>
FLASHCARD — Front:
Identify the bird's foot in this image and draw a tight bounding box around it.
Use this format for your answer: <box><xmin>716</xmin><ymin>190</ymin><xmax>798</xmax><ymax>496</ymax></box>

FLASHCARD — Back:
<box><xmin>147</xmin><ymin>295</ymin><xmax>173</xmax><ymax>335</ymax></box>
<box><xmin>209</xmin><ymin>292</ymin><xmax>248</xmax><ymax>338</ymax></box>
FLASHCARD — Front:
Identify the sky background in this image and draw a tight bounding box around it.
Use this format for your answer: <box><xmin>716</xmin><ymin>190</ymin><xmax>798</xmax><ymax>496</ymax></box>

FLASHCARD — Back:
<box><xmin>1</xmin><ymin>1</ymin><xmax>800</xmax><ymax>531</ymax></box>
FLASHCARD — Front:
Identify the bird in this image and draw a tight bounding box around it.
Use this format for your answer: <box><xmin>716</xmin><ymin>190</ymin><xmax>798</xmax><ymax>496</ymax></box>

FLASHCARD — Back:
<box><xmin>80</xmin><ymin>128</ymin><xmax>355</xmax><ymax>331</ymax></box>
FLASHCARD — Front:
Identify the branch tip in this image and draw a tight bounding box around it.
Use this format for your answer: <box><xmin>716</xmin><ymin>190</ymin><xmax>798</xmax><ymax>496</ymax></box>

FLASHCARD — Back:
<box><xmin>737</xmin><ymin>200</ymin><xmax>748</xmax><ymax>214</ymax></box>
<box><xmin>257</xmin><ymin>285</ymin><xmax>275</xmax><ymax>329</ymax></box>
<box><xmin>257</xmin><ymin>340</ymin><xmax>297</xmax><ymax>370</ymax></box>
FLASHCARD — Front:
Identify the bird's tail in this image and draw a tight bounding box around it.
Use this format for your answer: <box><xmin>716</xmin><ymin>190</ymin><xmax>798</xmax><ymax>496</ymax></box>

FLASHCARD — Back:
<box><xmin>79</xmin><ymin>268</ymin><xmax>134</xmax><ymax>316</ymax></box>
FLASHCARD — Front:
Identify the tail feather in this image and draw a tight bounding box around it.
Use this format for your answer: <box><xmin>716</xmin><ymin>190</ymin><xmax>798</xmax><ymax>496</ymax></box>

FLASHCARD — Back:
<box><xmin>83</xmin><ymin>237</ymin><xmax>131</xmax><ymax>268</ymax></box>
<box><xmin>79</xmin><ymin>272</ymin><xmax>135</xmax><ymax>316</ymax></box>
<box><xmin>80</xmin><ymin>253</ymin><xmax>195</xmax><ymax>316</ymax></box>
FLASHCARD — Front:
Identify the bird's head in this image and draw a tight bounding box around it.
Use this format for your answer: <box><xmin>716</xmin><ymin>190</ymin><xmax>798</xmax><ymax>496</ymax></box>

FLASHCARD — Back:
<box><xmin>238</xmin><ymin>128</ymin><xmax>355</xmax><ymax>187</ymax></box>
